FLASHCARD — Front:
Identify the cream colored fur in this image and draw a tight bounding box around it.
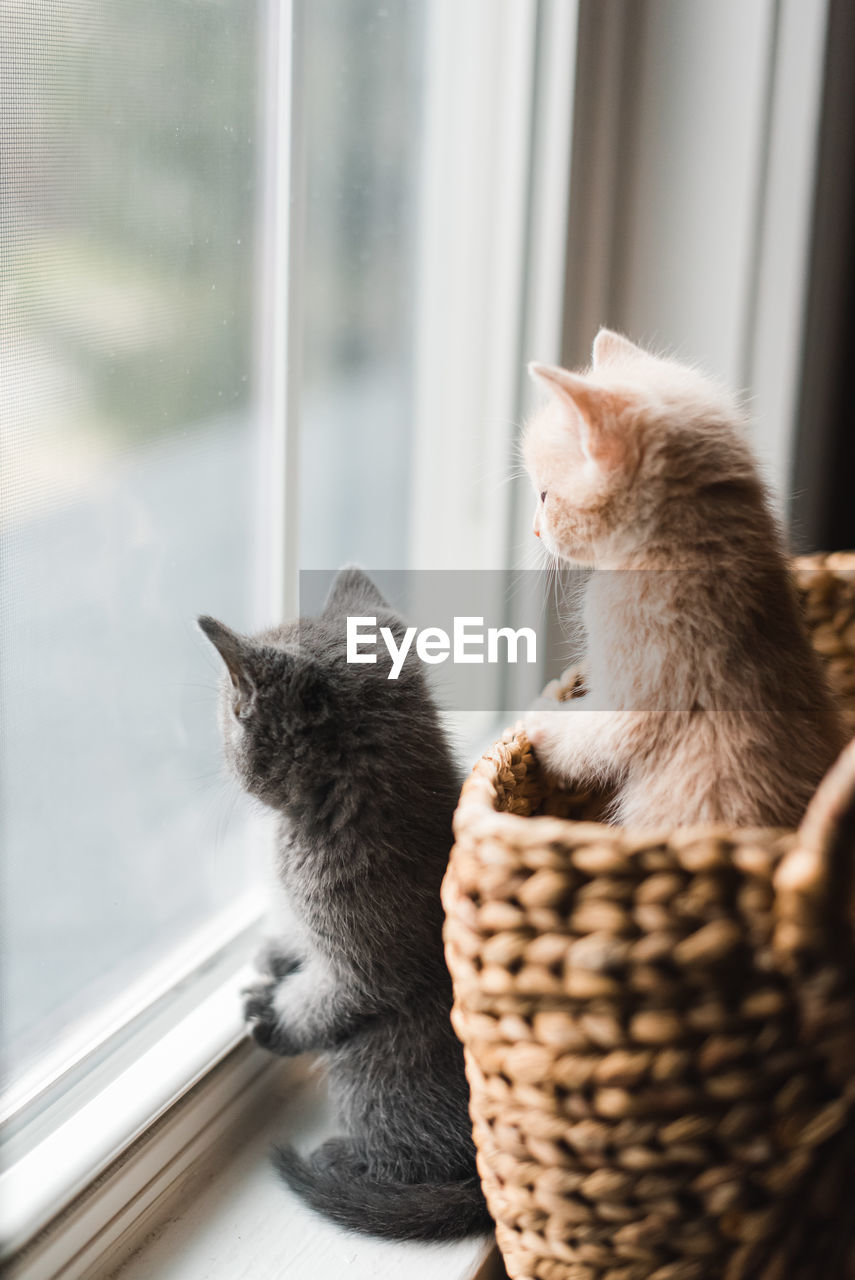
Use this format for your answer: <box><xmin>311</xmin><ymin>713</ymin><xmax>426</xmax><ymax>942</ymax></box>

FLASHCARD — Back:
<box><xmin>523</xmin><ymin>329</ymin><xmax>847</xmax><ymax>828</ymax></box>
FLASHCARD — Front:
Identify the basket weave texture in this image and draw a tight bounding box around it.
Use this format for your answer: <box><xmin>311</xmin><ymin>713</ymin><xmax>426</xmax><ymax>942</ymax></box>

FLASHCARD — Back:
<box><xmin>442</xmin><ymin>553</ymin><xmax>855</xmax><ymax>1280</ymax></box>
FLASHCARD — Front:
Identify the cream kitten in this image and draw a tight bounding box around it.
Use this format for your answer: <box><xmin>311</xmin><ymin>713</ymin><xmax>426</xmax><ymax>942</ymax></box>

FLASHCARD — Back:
<box><xmin>523</xmin><ymin>328</ymin><xmax>847</xmax><ymax>828</ymax></box>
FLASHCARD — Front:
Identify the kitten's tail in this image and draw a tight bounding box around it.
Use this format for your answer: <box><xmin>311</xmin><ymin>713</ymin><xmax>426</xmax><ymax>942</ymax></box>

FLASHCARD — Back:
<box><xmin>273</xmin><ymin>1141</ymin><xmax>492</xmax><ymax>1242</ymax></box>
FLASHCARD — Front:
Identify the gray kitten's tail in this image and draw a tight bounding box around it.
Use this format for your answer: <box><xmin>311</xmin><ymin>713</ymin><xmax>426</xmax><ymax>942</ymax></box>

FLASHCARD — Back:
<box><xmin>273</xmin><ymin>1142</ymin><xmax>493</xmax><ymax>1241</ymax></box>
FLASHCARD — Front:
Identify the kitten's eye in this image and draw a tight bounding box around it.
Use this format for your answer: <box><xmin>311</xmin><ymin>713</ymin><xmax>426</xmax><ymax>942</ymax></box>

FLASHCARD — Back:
<box><xmin>540</xmin><ymin>490</ymin><xmax>547</xmax><ymax>503</ymax></box>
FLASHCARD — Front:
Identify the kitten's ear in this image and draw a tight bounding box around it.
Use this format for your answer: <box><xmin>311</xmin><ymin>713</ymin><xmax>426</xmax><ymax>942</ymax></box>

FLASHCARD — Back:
<box><xmin>592</xmin><ymin>327</ymin><xmax>641</xmax><ymax>367</ymax></box>
<box><xmin>322</xmin><ymin>566</ymin><xmax>388</xmax><ymax>618</ymax></box>
<box><xmin>528</xmin><ymin>362</ymin><xmax>622</xmax><ymax>467</ymax></box>
<box><xmin>197</xmin><ymin>616</ymin><xmax>258</xmax><ymax>709</ymax></box>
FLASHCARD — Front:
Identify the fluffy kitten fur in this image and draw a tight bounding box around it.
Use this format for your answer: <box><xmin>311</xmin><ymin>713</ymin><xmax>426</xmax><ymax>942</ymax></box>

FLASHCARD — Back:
<box><xmin>199</xmin><ymin>569</ymin><xmax>489</xmax><ymax>1241</ymax></box>
<box><xmin>524</xmin><ymin>328</ymin><xmax>846</xmax><ymax>828</ymax></box>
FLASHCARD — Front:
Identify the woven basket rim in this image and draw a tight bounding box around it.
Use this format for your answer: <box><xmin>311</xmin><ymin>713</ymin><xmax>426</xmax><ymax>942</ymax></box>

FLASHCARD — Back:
<box><xmin>455</xmin><ymin>732</ymin><xmax>796</xmax><ymax>844</ymax></box>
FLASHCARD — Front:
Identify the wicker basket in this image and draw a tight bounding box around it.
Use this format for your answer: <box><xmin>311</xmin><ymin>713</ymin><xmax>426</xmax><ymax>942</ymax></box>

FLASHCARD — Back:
<box><xmin>442</xmin><ymin>553</ymin><xmax>855</xmax><ymax>1280</ymax></box>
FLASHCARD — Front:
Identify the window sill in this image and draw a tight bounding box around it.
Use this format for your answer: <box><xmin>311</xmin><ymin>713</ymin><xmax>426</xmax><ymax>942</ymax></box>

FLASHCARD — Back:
<box><xmin>0</xmin><ymin>960</ymin><xmax>262</xmax><ymax>1268</ymax></box>
<box><xmin>5</xmin><ymin>1046</ymin><xmax>498</xmax><ymax>1280</ymax></box>
<box><xmin>101</xmin><ymin>1056</ymin><xmax>498</xmax><ymax>1280</ymax></box>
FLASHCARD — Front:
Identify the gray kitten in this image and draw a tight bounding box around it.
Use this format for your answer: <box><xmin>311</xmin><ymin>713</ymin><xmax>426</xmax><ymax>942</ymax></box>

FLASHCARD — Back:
<box><xmin>198</xmin><ymin>569</ymin><xmax>490</xmax><ymax>1241</ymax></box>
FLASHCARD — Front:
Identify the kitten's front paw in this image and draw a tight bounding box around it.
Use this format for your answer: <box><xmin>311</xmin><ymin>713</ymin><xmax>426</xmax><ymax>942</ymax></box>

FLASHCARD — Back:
<box><xmin>242</xmin><ymin>979</ymin><xmax>294</xmax><ymax>1054</ymax></box>
<box><xmin>524</xmin><ymin>710</ymin><xmax>567</xmax><ymax>772</ymax></box>
<box><xmin>242</xmin><ymin>978</ymin><xmax>275</xmax><ymax>1038</ymax></box>
<box><xmin>243</xmin><ymin>977</ymin><xmax>284</xmax><ymax>1049</ymax></box>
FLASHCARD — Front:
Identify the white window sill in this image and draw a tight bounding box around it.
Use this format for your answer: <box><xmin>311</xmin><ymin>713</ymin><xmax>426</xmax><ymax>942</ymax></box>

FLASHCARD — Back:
<box><xmin>101</xmin><ymin>1056</ymin><xmax>498</xmax><ymax>1280</ymax></box>
<box><xmin>5</xmin><ymin>1047</ymin><xmax>498</xmax><ymax>1280</ymax></box>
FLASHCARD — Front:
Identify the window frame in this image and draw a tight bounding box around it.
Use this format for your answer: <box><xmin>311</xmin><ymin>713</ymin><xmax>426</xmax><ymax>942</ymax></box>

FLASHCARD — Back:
<box><xmin>409</xmin><ymin>0</ymin><xmax>578</xmax><ymax>732</ymax></box>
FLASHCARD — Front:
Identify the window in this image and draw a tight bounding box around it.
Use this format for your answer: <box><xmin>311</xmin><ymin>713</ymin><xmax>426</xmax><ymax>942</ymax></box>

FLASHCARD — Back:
<box><xmin>1</xmin><ymin>0</ymin><xmax>268</xmax><ymax>1119</ymax></box>
<box><xmin>0</xmin><ymin>0</ymin><xmax>276</xmax><ymax>1255</ymax></box>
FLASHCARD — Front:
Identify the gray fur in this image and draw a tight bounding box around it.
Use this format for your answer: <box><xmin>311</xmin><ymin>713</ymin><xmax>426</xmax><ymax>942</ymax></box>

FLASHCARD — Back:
<box><xmin>199</xmin><ymin>568</ymin><xmax>490</xmax><ymax>1241</ymax></box>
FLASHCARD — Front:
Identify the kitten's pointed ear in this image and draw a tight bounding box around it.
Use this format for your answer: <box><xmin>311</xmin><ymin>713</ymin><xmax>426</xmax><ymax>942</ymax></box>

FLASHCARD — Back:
<box><xmin>322</xmin><ymin>566</ymin><xmax>388</xmax><ymax>618</ymax></box>
<box><xmin>528</xmin><ymin>362</ymin><xmax>621</xmax><ymax>466</ymax></box>
<box><xmin>197</xmin><ymin>616</ymin><xmax>258</xmax><ymax>707</ymax></box>
<box><xmin>592</xmin><ymin>327</ymin><xmax>641</xmax><ymax>367</ymax></box>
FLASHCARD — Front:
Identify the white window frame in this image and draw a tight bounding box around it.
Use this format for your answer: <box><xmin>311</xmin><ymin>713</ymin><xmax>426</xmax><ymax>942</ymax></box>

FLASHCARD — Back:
<box><xmin>409</xmin><ymin>0</ymin><xmax>577</xmax><ymax>732</ymax></box>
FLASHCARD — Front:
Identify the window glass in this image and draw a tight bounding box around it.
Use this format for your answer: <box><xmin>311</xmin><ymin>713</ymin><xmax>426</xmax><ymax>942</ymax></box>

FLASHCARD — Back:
<box><xmin>298</xmin><ymin>0</ymin><xmax>426</xmax><ymax>570</ymax></box>
<box><xmin>0</xmin><ymin>0</ymin><xmax>265</xmax><ymax>1092</ymax></box>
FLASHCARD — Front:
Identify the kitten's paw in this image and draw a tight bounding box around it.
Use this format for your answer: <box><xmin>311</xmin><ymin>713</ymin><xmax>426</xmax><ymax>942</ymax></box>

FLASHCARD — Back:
<box><xmin>242</xmin><ymin>980</ymin><xmax>281</xmax><ymax>1050</ymax></box>
<box><xmin>242</xmin><ymin>978</ymin><xmax>274</xmax><ymax>1020</ymax></box>
<box><xmin>528</xmin><ymin>681</ymin><xmax>578</xmax><ymax>712</ymax></box>
<box><xmin>241</xmin><ymin>979</ymin><xmax>299</xmax><ymax>1055</ymax></box>
<box><xmin>524</xmin><ymin>710</ymin><xmax>566</xmax><ymax>767</ymax></box>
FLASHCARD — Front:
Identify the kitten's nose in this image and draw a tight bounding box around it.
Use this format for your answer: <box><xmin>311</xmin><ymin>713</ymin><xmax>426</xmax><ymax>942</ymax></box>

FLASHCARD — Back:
<box><xmin>534</xmin><ymin>529</ymin><xmax>540</xmax><ymax>538</ymax></box>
